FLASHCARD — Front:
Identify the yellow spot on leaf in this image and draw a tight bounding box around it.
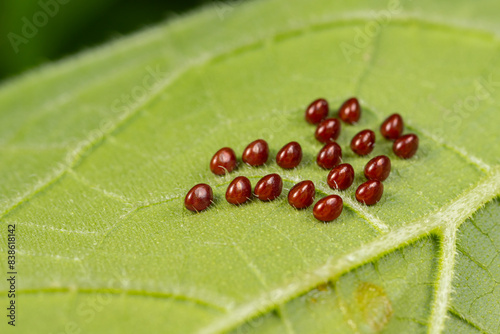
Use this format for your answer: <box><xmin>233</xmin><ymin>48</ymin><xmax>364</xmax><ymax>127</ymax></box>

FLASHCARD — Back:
<box><xmin>354</xmin><ymin>282</ymin><xmax>393</xmax><ymax>332</ymax></box>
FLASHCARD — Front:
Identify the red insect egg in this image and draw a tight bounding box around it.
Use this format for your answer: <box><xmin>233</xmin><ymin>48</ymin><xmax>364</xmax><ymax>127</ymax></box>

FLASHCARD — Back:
<box><xmin>364</xmin><ymin>155</ymin><xmax>391</xmax><ymax>181</ymax></box>
<box><xmin>380</xmin><ymin>113</ymin><xmax>404</xmax><ymax>140</ymax></box>
<box><xmin>315</xmin><ymin>118</ymin><xmax>341</xmax><ymax>143</ymax></box>
<box><xmin>355</xmin><ymin>180</ymin><xmax>384</xmax><ymax>206</ymax></box>
<box><xmin>242</xmin><ymin>139</ymin><xmax>269</xmax><ymax>166</ymax></box>
<box><xmin>254</xmin><ymin>174</ymin><xmax>283</xmax><ymax>201</ymax></box>
<box><xmin>288</xmin><ymin>180</ymin><xmax>315</xmax><ymax>209</ymax></box>
<box><xmin>393</xmin><ymin>134</ymin><xmax>419</xmax><ymax>159</ymax></box>
<box><xmin>210</xmin><ymin>147</ymin><xmax>237</xmax><ymax>175</ymax></box>
<box><xmin>184</xmin><ymin>184</ymin><xmax>213</xmax><ymax>212</ymax></box>
<box><xmin>226</xmin><ymin>176</ymin><xmax>252</xmax><ymax>205</ymax></box>
<box><xmin>317</xmin><ymin>142</ymin><xmax>342</xmax><ymax>169</ymax></box>
<box><xmin>327</xmin><ymin>163</ymin><xmax>355</xmax><ymax>190</ymax></box>
<box><xmin>276</xmin><ymin>141</ymin><xmax>302</xmax><ymax>169</ymax></box>
<box><xmin>305</xmin><ymin>98</ymin><xmax>329</xmax><ymax>124</ymax></box>
<box><xmin>351</xmin><ymin>129</ymin><xmax>376</xmax><ymax>156</ymax></box>
<box><xmin>338</xmin><ymin>97</ymin><xmax>361</xmax><ymax>124</ymax></box>
<box><xmin>313</xmin><ymin>195</ymin><xmax>343</xmax><ymax>222</ymax></box>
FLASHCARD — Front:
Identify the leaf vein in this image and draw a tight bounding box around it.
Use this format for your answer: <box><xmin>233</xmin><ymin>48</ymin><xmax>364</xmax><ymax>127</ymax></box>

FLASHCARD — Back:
<box><xmin>198</xmin><ymin>169</ymin><xmax>500</xmax><ymax>334</ymax></box>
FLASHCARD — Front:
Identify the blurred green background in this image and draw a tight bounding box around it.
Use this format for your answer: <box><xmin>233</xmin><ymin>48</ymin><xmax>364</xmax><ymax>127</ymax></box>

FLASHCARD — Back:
<box><xmin>0</xmin><ymin>0</ymin><xmax>211</xmax><ymax>83</ymax></box>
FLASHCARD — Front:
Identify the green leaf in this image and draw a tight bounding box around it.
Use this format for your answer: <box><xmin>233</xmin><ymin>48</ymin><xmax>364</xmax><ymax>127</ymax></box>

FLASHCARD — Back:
<box><xmin>1</xmin><ymin>0</ymin><xmax>500</xmax><ymax>333</ymax></box>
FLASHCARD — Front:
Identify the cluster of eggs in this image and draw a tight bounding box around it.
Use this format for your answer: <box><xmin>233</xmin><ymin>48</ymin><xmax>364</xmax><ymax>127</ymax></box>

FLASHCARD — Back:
<box><xmin>185</xmin><ymin>97</ymin><xmax>418</xmax><ymax>222</ymax></box>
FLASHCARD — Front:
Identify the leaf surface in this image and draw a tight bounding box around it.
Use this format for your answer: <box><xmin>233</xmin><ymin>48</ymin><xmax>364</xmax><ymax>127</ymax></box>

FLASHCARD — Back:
<box><xmin>1</xmin><ymin>0</ymin><xmax>500</xmax><ymax>333</ymax></box>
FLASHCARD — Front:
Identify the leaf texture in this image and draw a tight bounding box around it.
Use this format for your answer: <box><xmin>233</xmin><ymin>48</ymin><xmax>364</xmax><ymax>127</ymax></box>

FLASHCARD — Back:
<box><xmin>1</xmin><ymin>0</ymin><xmax>500</xmax><ymax>333</ymax></box>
